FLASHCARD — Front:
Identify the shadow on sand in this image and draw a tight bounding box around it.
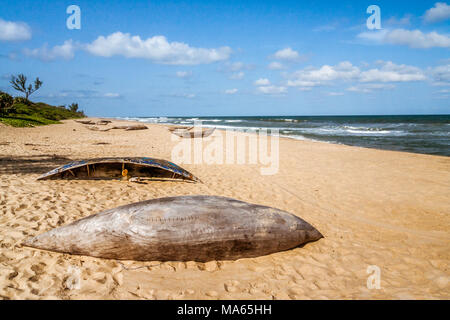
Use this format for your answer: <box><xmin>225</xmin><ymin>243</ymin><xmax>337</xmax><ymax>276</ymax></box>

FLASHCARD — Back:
<box><xmin>0</xmin><ymin>155</ymin><xmax>72</xmax><ymax>175</ymax></box>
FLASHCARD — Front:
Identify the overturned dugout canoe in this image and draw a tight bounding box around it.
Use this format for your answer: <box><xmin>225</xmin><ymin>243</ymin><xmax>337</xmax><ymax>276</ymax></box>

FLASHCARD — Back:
<box><xmin>37</xmin><ymin>157</ymin><xmax>199</xmax><ymax>182</ymax></box>
<box><xmin>75</xmin><ymin>120</ymin><xmax>96</xmax><ymax>125</ymax></box>
<box><xmin>111</xmin><ymin>125</ymin><xmax>148</xmax><ymax>131</ymax></box>
<box><xmin>86</xmin><ymin>126</ymin><xmax>112</xmax><ymax>132</ymax></box>
<box><xmin>125</xmin><ymin>125</ymin><xmax>148</xmax><ymax>131</ymax></box>
<box><xmin>23</xmin><ymin>195</ymin><xmax>323</xmax><ymax>262</ymax></box>
<box><xmin>171</xmin><ymin>127</ymin><xmax>216</xmax><ymax>138</ymax></box>
<box><xmin>97</xmin><ymin>120</ymin><xmax>112</xmax><ymax>125</ymax></box>
<box><xmin>167</xmin><ymin>126</ymin><xmax>194</xmax><ymax>132</ymax></box>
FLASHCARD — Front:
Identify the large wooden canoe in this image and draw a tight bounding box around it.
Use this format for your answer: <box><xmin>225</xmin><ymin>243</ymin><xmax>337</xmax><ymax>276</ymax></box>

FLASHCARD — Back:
<box><xmin>23</xmin><ymin>195</ymin><xmax>323</xmax><ymax>261</ymax></box>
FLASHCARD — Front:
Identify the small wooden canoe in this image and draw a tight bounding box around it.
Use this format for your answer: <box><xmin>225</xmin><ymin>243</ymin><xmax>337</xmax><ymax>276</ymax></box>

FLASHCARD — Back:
<box><xmin>171</xmin><ymin>127</ymin><xmax>216</xmax><ymax>138</ymax></box>
<box><xmin>167</xmin><ymin>126</ymin><xmax>194</xmax><ymax>132</ymax></box>
<box><xmin>37</xmin><ymin>157</ymin><xmax>199</xmax><ymax>182</ymax></box>
<box><xmin>96</xmin><ymin>120</ymin><xmax>112</xmax><ymax>125</ymax></box>
<box><xmin>111</xmin><ymin>125</ymin><xmax>148</xmax><ymax>131</ymax></box>
<box><xmin>87</xmin><ymin>126</ymin><xmax>112</xmax><ymax>132</ymax></box>
<box><xmin>75</xmin><ymin>120</ymin><xmax>95</xmax><ymax>125</ymax></box>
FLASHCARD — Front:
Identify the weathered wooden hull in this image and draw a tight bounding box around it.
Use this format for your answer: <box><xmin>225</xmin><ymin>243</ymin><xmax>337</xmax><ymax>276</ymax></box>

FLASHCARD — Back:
<box><xmin>168</xmin><ymin>126</ymin><xmax>194</xmax><ymax>132</ymax></box>
<box><xmin>171</xmin><ymin>127</ymin><xmax>216</xmax><ymax>138</ymax></box>
<box><xmin>111</xmin><ymin>125</ymin><xmax>148</xmax><ymax>130</ymax></box>
<box><xmin>96</xmin><ymin>120</ymin><xmax>112</xmax><ymax>125</ymax></box>
<box><xmin>23</xmin><ymin>196</ymin><xmax>323</xmax><ymax>262</ymax></box>
<box><xmin>75</xmin><ymin>120</ymin><xmax>95</xmax><ymax>125</ymax></box>
<box><xmin>37</xmin><ymin>157</ymin><xmax>199</xmax><ymax>182</ymax></box>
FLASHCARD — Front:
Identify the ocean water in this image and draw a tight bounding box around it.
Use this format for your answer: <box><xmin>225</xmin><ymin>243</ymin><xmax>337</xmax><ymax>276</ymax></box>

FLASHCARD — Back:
<box><xmin>120</xmin><ymin>115</ymin><xmax>450</xmax><ymax>157</ymax></box>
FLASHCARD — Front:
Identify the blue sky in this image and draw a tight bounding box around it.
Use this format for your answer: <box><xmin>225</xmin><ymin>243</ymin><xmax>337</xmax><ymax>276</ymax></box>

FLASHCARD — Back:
<box><xmin>1</xmin><ymin>0</ymin><xmax>449</xmax><ymax>116</ymax></box>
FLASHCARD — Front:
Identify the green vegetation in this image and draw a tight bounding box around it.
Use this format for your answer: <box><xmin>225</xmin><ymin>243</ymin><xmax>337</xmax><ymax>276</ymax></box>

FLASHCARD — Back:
<box><xmin>68</xmin><ymin>102</ymin><xmax>79</xmax><ymax>112</ymax></box>
<box><xmin>0</xmin><ymin>100</ymin><xmax>86</xmax><ymax>128</ymax></box>
<box><xmin>0</xmin><ymin>91</ymin><xmax>14</xmax><ymax>114</ymax></box>
<box><xmin>1</xmin><ymin>74</ymin><xmax>86</xmax><ymax>127</ymax></box>
<box><xmin>13</xmin><ymin>97</ymin><xmax>32</xmax><ymax>106</ymax></box>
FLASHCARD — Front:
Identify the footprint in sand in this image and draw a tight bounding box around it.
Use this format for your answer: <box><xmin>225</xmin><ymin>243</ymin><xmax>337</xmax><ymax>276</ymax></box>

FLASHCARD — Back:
<box><xmin>8</xmin><ymin>270</ymin><xmax>19</xmax><ymax>281</ymax></box>
<box><xmin>288</xmin><ymin>286</ymin><xmax>305</xmax><ymax>299</ymax></box>
<box><xmin>112</xmin><ymin>273</ymin><xmax>123</xmax><ymax>286</ymax></box>
<box><xmin>224</xmin><ymin>280</ymin><xmax>240</xmax><ymax>293</ymax></box>
<box><xmin>16</xmin><ymin>203</ymin><xmax>28</xmax><ymax>211</ymax></box>
<box><xmin>197</xmin><ymin>261</ymin><xmax>219</xmax><ymax>272</ymax></box>
<box><xmin>63</xmin><ymin>265</ymin><xmax>82</xmax><ymax>290</ymax></box>
<box><xmin>167</xmin><ymin>291</ymin><xmax>185</xmax><ymax>299</ymax></box>
<box><xmin>184</xmin><ymin>289</ymin><xmax>195</xmax><ymax>295</ymax></box>
<box><xmin>205</xmin><ymin>290</ymin><xmax>218</xmax><ymax>298</ymax></box>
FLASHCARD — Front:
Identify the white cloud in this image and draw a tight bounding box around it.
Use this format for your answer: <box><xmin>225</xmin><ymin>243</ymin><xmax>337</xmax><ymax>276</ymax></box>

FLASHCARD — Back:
<box><xmin>268</xmin><ymin>61</ymin><xmax>285</xmax><ymax>70</ymax></box>
<box><xmin>286</xmin><ymin>61</ymin><xmax>426</xmax><ymax>91</ymax></box>
<box><xmin>227</xmin><ymin>62</ymin><xmax>245</xmax><ymax>71</ymax></box>
<box><xmin>103</xmin><ymin>92</ymin><xmax>121</xmax><ymax>98</ymax></box>
<box><xmin>287</xmin><ymin>61</ymin><xmax>360</xmax><ymax>88</ymax></box>
<box><xmin>385</xmin><ymin>29</ymin><xmax>450</xmax><ymax>48</ymax></box>
<box><xmin>184</xmin><ymin>93</ymin><xmax>196</xmax><ymax>99</ymax></box>
<box><xmin>327</xmin><ymin>92</ymin><xmax>344</xmax><ymax>96</ymax></box>
<box><xmin>85</xmin><ymin>32</ymin><xmax>231</xmax><ymax>65</ymax></box>
<box><xmin>358</xmin><ymin>28</ymin><xmax>450</xmax><ymax>48</ymax></box>
<box><xmin>162</xmin><ymin>93</ymin><xmax>196</xmax><ymax>99</ymax></box>
<box><xmin>225</xmin><ymin>88</ymin><xmax>238</xmax><ymax>94</ymax></box>
<box><xmin>286</xmin><ymin>80</ymin><xmax>318</xmax><ymax>88</ymax></box>
<box><xmin>357</xmin><ymin>29</ymin><xmax>389</xmax><ymax>42</ymax></box>
<box><xmin>366</xmin><ymin>83</ymin><xmax>396</xmax><ymax>90</ymax></box>
<box><xmin>230</xmin><ymin>71</ymin><xmax>245</xmax><ymax>79</ymax></box>
<box><xmin>347</xmin><ymin>83</ymin><xmax>395</xmax><ymax>93</ymax></box>
<box><xmin>385</xmin><ymin>15</ymin><xmax>412</xmax><ymax>26</ymax></box>
<box><xmin>24</xmin><ymin>40</ymin><xmax>76</xmax><ymax>61</ymax></box>
<box><xmin>360</xmin><ymin>61</ymin><xmax>426</xmax><ymax>82</ymax></box>
<box><xmin>254</xmin><ymin>78</ymin><xmax>270</xmax><ymax>86</ymax></box>
<box><xmin>0</xmin><ymin>52</ymin><xmax>19</xmax><ymax>60</ymax></box>
<box><xmin>431</xmin><ymin>81</ymin><xmax>450</xmax><ymax>87</ymax></box>
<box><xmin>313</xmin><ymin>24</ymin><xmax>338</xmax><ymax>32</ymax></box>
<box><xmin>220</xmin><ymin>61</ymin><xmax>253</xmax><ymax>73</ymax></box>
<box><xmin>271</xmin><ymin>48</ymin><xmax>302</xmax><ymax>62</ymax></box>
<box><xmin>430</xmin><ymin>63</ymin><xmax>450</xmax><ymax>85</ymax></box>
<box><xmin>0</xmin><ymin>18</ymin><xmax>31</xmax><ymax>41</ymax></box>
<box><xmin>257</xmin><ymin>85</ymin><xmax>287</xmax><ymax>95</ymax></box>
<box><xmin>219</xmin><ymin>62</ymin><xmax>253</xmax><ymax>80</ymax></box>
<box><xmin>347</xmin><ymin>86</ymin><xmax>370</xmax><ymax>93</ymax></box>
<box><xmin>424</xmin><ymin>2</ymin><xmax>450</xmax><ymax>23</ymax></box>
<box><xmin>45</xmin><ymin>89</ymin><xmax>120</xmax><ymax>99</ymax></box>
<box><xmin>176</xmin><ymin>71</ymin><xmax>192</xmax><ymax>78</ymax></box>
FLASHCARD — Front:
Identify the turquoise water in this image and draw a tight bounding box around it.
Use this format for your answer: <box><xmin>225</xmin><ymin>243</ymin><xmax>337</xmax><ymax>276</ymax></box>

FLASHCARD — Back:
<box><xmin>121</xmin><ymin>115</ymin><xmax>450</xmax><ymax>157</ymax></box>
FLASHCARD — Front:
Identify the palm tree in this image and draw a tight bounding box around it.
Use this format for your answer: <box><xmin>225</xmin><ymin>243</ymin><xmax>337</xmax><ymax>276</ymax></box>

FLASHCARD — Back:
<box><xmin>10</xmin><ymin>74</ymin><xmax>43</xmax><ymax>99</ymax></box>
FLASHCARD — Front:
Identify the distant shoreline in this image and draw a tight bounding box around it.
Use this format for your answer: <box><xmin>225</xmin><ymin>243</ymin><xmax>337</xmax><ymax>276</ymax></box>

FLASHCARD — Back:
<box><xmin>111</xmin><ymin>115</ymin><xmax>450</xmax><ymax>158</ymax></box>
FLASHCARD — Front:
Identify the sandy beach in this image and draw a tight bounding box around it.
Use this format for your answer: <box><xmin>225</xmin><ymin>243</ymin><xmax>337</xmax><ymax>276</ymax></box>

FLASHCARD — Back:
<box><xmin>0</xmin><ymin>118</ymin><xmax>448</xmax><ymax>300</ymax></box>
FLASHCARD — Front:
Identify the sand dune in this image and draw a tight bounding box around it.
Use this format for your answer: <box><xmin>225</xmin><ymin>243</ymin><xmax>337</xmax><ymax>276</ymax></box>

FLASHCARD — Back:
<box><xmin>0</xmin><ymin>119</ymin><xmax>448</xmax><ymax>299</ymax></box>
